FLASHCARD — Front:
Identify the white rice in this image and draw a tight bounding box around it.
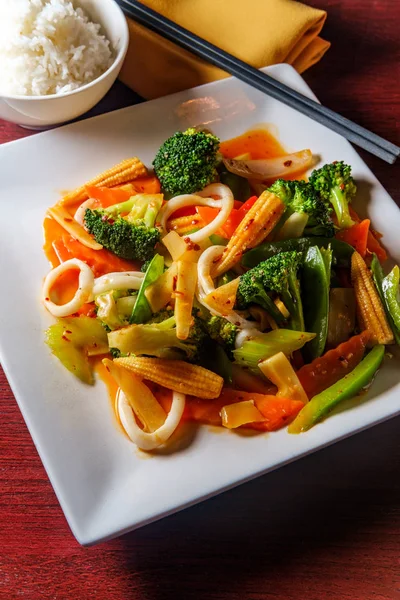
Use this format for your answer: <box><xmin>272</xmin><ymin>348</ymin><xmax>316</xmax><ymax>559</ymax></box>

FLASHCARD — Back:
<box><xmin>0</xmin><ymin>0</ymin><xmax>114</xmax><ymax>96</ymax></box>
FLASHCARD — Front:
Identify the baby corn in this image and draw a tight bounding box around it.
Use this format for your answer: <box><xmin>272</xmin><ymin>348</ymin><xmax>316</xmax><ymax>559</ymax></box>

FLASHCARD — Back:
<box><xmin>61</xmin><ymin>158</ymin><xmax>147</xmax><ymax>206</ymax></box>
<box><xmin>114</xmin><ymin>357</ymin><xmax>224</xmax><ymax>399</ymax></box>
<box><xmin>212</xmin><ymin>191</ymin><xmax>285</xmax><ymax>276</ymax></box>
<box><xmin>351</xmin><ymin>251</ymin><xmax>394</xmax><ymax>345</ymax></box>
<box><xmin>168</xmin><ymin>214</ymin><xmax>205</xmax><ymax>235</ymax></box>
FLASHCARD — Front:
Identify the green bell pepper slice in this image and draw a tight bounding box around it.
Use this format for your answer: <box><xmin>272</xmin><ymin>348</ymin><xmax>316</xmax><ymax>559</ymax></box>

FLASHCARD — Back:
<box><xmin>242</xmin><ymin>237</ymin><xmax>353</xmax><ymax>269</ymax></box>
<box><xmin>302</xmin><ymin>245</ymin><xmax>332</xmax><ymax>360</ymax></box>
<box><xmin>130</xmin><ymin>254</ymin><xmax>164</xmax><ymax>324</ymax></box>
<box><xmin>370</xmin><ymin>255</ymin><xmax>400</xmax><ymax>345</ymax></box>
<box><xmin>288</xmin><ymin>344</ymin><xmax>385</xmax><ymax>433</ymax></box>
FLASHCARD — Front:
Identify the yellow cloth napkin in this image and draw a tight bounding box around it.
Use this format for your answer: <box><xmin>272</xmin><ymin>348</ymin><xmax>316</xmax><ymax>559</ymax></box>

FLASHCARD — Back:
<box><xmin>119</xmin><ymin>0</ymin><xmax>330</xmax><ymax>100</ymax></box>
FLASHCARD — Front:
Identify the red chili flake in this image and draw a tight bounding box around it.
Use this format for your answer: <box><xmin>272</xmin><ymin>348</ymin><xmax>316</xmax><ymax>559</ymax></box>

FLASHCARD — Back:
<box><xmin>243</xmin><ymin>218</ymin><xmax>254</xmax><ymax>231</ymax></box>
<box><xmin>339</xmin><ymin>183</ymin><xmax>345</xmax><ymax>191</ymax></box>
<box><xmin>226</xmin><ymin>300</ymin><xmax>231</xmax><ymax>305</ymax></box>
<box><xmin>63</xmin><ymin>217</ymin><xmax>73</xmax><ymax>222</ymax></box>
<box><xmin>61</xmin><ymin>335</ymin><xmax>70</xmax><ymax>342</ymax></box>
<box><xmin>183</xmin><ymin>237</ymin><xmax>191</xmax><ymax>243</ymax></box>
<box><xmin>332</xmin><ymin>160</ymin><xmax>338</xmax><ymax>164</ymax></box>
<box><xmin>45</xmin><ymin>297</ymin><xmax>50</xmax><ymax>301</ymax></box>
<box><xmin>172</xmin><ymin>275</ymin><xmax>178</xmax><ymax>291</ymax></box>
<box><xmin>284</xmin><ymin>160</ymin><xmax>292</xmax><ymax>167</ymax></box>
<box><xmin>212</xmin><ymin>255</ymin><xmax>223</xmax><ymax>264</ymax></box>
<box><xmin>192</xmin><ymin>243</ymin><xmax>200</xmax><ymax>251</ymax></box>
<box><xmin>65</xmin><ymin>330</ymin><xmax>72</xmax><ymax>334</ymax></box>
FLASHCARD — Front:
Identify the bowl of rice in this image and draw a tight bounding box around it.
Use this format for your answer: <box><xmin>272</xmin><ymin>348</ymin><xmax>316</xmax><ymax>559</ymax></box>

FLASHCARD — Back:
<box><xmin>0</xmin><ymin>0</ymin><xmax>129</xmax><ymax>129</ymax></box>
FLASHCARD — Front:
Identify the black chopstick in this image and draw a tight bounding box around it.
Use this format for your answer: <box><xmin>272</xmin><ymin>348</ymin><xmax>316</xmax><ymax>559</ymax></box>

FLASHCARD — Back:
<box><xmin>116</xmin><ymin>0</ymin><xmax>399</xmax><ymax>164</ymax></box>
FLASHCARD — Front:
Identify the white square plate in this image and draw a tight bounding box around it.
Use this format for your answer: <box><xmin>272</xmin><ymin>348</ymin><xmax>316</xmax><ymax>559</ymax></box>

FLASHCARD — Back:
<box><xmin>1</xmin><ymin>64</ymin><xmax>400</xmax><ymax>546</ymax></box>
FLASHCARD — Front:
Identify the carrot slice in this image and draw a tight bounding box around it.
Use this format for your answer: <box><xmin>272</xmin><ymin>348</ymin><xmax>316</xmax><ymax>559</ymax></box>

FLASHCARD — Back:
<box><xmin>246</xmin><ymin>397</ymin><xmax>304</xmax><ymax>431</ymax></box>
<box><xmin>184</xmin><ymin>388</ymin><xmax>303</xmax><ymax>431</ymax></box>
<box><xmin>349</xmin><ymin>206</ymin><xmax>387</xmax><ymax>262</ymax></box>
<box><xmin>85</xmin><ymin>185</ymin><xmax>135</xmax><ymax>207</ymax></box>
<box><xmin>336</xmin><ymin>219</ymin><xmax>370</xmax><ymax>257</ymax></box>
<box><xmin>297</xmin><ymin>330</ymin><xmax>370</xmax><ymax>399</ymax></box>
<box><xmin>132</xmin><ymin>176</ymin><xmax>161</xmax><ymax>195</ymax></box>
<box><xmin>53</xmin><ymin>234</ymin><xmax>139</xmax><ymax>277</ymax></box>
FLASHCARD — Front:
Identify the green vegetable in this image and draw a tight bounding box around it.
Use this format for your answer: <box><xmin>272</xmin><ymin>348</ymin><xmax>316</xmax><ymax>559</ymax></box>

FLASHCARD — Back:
<box><xmin>242</xmin><ymin>237</ymin><xmax>354</xmax><ymax>269</ymax></box>
<box><xmin>84</xmin><ymin>195</ymin><xmax>161</xmax><ymax>262</ymax></box>
<box><xmin>202</xmin><ymin>344</ymin><xmax>233</xmax><ymax>383</ymax></box>
<box><xmin>238</xmin><ymin>251</ymin><xmax>304</xmax><ymax>330</ymax></box>
<box><xmin>108</xmin><ymin>313</ymin><xmax>208</xmax><ymax>362</ymax></box>
<box><xmin>233</xmin><ymin>329</ymin><xmax>316</xmax><ymax>372</ymax></box>
<box><xmin>289</xmin><ymin>345</ymin><xmax>385</xmax><ymax>433</ymax></box>
<box><xmin>202</xmin><ymin>315</ymin><xmax>238</xmax><ymax>358</ymax></box>
<box><xmin>382</xmin><ymin>265</ymin><xmax>400</xmax><ymax>330</ymax></box>
<box><xmin>236</xmin><ymin>266</ymin><xmax>285</xmax><ymax>326</ymax></box>
<box><xmin>130</xmin><ymin>254</ymin><xmax>164</xmax><ymax>324</ymax></box>
<box><xmin>209</xmin><ymin>233</ymin><xmax>229</xmax><ymax>246</ymax></box>
<box><xmin>371</xmin><ymin>255</ymin><xmax>400</xmax><ymax>345</ymax></box>
<box><xmin>102</xmin><ymin>194</ymin><xmax>163</xmax><ymax>227</ymax></box>
<box><xmin>309</xmin><ymin>161</ymin><xmax>356</xmax><ymax>229</ymax></box>
<box><xmin>45</xmin><ymin>316</ymin><xmax>109</xmax><ymax>384</ymax></box>
<box><xmin>219</xmin><ymin>170</ymin><xmax>251</xmax><ymax>202</ymax></box>
<box><xmin>153</xmin><ymin>128</ymin><xmax>220</xmax><ymax>195</ymax></box>
<box><xmin>216</xmin><ymin>270</ymin><xmax>236</xmax><ymax>288</ymax></box>
<box><xmin>302</xmin><ymin>245</ymin><xmax>332</xmax><ymax>360</ymax></box>
<box><xmin>95</xmin><ymin>291</ymin><xmax>137</xmax><ymax>330</ymax></box>
<box><xmin>268</xmin><ymin>178</ymin><xmax>334</xmax><ymax>237</ymax></box>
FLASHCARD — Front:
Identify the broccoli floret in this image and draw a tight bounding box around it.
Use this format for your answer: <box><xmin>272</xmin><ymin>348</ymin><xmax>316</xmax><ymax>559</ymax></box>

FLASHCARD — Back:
<box><xmin>269</xmin><ymin>179</ymin><xmax>334</xmax><ymax>237</ymax></box>
<box><xmin>153</xmin><ymin>128</ymin><xmax>220</xmax><ymax>196</ymax></box>
<box><xmin>236</xmin><ymin>265</ymin><xmax>287</xmax><ymax>327</ymax></box>
<box><xmin>107</xmin><ymin>312</ymin><xmax>208</xmax><ymax>362</ymax></box>
<box><xmin>309</xmin><ymin>161</ymin><xmax>357</xmax><ymax>229</ymax></box>
<box><xmin>84</xmin><ymin>209</ymin><xmax>160</xmax><ymax>262</ymax></box>
<box><xmin>237</xmin><ymin>251</ymin><xmax>304</xmax><ymax>331</ymax></box>
<box><xmin>145</xmin><ymin>308</ymin><xmax>174</xmax><ymax>324</ymax></box>
<box><xmin>202</xmin><ymin>315</ymin><xmax>238</xmax><ymax>358</ymax></box>
<box><xmin>110</xmin><ymin>347</ymin><xmax>122</xmax><ymax>359</ymax></box>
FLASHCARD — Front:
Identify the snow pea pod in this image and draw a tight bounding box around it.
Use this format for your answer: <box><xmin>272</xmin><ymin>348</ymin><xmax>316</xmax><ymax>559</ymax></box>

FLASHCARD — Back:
<box><xmin>219</xmin><ymin>170</ymin><xmax>251</xmax><ymax>202</ymax></box>
<box><xmin>382</xmin><ymin>265</ymin><xmax>400</xmax><ymax>330</ymax></box>
<box><xmin>130</xmin><ymin>254</ymin><xmax>164</xmax><ymax>324</ymax></box>
<box><xmin>371</xmin><ymin>255</ymin><xmax>400</xmax><ymax>345</ymax></box>
<box><xmin>289</xmin><ymin>344</ymin><xmax>385</xmax><ymax>433</ymax></box>
<box><xmin>242</xmin><ymin>237</ymin><xmax>353</xmax><ymax>269</ymax></box>
<box><xmin>302</xmin><ymin>245</ymin><xmax>332</xmax><ymax>360</ymax></box>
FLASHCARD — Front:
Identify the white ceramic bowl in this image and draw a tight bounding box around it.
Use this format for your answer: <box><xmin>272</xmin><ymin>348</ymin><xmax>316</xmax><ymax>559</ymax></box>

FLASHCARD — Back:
<box><xmin>0</xmin><ymin>0</ymin><xmax>129</xmax><ymax>129</ymax></box>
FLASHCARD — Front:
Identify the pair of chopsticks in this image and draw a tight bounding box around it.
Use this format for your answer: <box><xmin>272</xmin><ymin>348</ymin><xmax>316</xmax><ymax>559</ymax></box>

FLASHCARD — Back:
<box><xmin>116</xmin><ymin>0</ymin><xmax>399</xmax><ymax>164</ymax></box>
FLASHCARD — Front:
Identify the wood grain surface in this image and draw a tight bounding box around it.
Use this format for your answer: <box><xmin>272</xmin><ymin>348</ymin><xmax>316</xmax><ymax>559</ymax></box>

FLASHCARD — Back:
<box><xmin>1</xmin><ymin>1</ymin><xmax>399</xmax><ymax>599</ymax></box>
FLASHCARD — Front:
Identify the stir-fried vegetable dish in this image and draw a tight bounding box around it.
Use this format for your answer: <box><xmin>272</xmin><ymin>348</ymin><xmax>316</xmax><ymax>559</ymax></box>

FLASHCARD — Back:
<box><xmin>41</xmin><ymin>128</ymin><xmax>397</xmax><ymax>450</ymax></box>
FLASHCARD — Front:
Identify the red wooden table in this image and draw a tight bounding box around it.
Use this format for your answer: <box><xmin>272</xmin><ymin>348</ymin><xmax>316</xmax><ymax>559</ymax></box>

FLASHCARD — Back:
<box><xmin>1</xmin><ymin>2</ymin><xmax>400</xmax><ymax>598</ymax></box>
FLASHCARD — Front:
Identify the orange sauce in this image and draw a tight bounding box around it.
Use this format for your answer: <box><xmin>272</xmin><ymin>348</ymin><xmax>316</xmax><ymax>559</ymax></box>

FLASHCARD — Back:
<box><xmin>93</xmin><ymin>358</ymin><xmax>126</xmax><ymax>433</ymax></box>
<box><xmin>43</xmin><ymin>215</ymin><xmax>64</xmax><ymax>268</ymax></box>
<box><xmin>220</xmin><ymin>128</ymin><xmax>286</xmax><ymax>160</ymax></box>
